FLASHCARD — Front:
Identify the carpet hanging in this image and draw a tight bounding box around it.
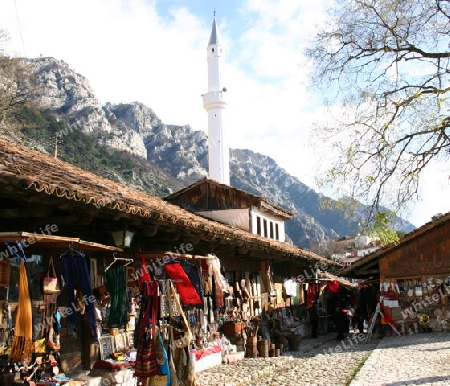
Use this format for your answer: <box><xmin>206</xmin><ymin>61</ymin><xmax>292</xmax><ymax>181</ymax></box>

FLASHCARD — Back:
<box><xmin>164</xmin><ymin>262</ymin><xmax>202</xmax><ymax>306</ymax></box>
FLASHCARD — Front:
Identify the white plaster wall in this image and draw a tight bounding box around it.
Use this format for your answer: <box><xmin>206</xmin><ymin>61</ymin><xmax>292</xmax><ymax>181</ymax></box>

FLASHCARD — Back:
<box><xmin>250</xmin><ymin>208</ymin><xmax>286</xmax><ymax>242</ymax></box>
<box><xmin>197</xmin><ymin>209</ymin><xmax>250</xmax><ymax>231</ymax></box>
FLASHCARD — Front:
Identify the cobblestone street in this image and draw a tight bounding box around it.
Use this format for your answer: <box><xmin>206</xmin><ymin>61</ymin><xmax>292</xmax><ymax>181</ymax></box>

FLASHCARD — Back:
<box><xmin>197</xmin><ymin>332</ymin><xmax>378</xmax><ymax>386</ymax></box>
<box><xmin>196</xmin><ymin>332</ymin><xmax>450</xmax><ymax>386</ymax></box>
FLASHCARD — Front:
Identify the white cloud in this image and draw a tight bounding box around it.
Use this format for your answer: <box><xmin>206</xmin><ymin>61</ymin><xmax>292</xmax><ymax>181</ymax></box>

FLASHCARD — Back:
<box><xmin>406</xmin><ymin>163</ymin><xmax>450</xmax><ymax>226</ymax></box>
<box><xmin>1</xmin><ymin>0</ymin><xmax>447</xmax><ymax>228</ymax></box>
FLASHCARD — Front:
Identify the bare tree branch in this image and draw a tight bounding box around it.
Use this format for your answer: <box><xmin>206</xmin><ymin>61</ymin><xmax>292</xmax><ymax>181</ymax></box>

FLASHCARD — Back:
<box><xmin>307</xmin><ymin>0</ymin><xmax>450</xmax><ymax>224</ymax></box>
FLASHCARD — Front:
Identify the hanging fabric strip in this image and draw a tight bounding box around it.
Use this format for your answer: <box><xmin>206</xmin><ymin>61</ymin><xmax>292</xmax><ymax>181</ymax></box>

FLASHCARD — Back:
<box><xmin>10</xmin><ymin>262</ymin><xmax>33</xmax><ymax>362</ymax></box>
<box><xmin>181</xmin><ymin>261</ymin><xmax>204</xmax><ymax>303</ymax></box>
<box><xmin>105</xmin><ymin>265</ymin><xmax>130</xmax><ymax>329</ymax></box>
<box><xmin>140</xmin><ymin>255</ymin><xmax>151</xmax><ymax>287</ymax></box>
<box><xmin>61</xmin><ymin>255</ymin><xmax>99</xmax><ymax>342</ymax></box>
<box><xmin>164</xmin><ymin>262</ymin><xmax>203</xmax><ymax>306</ymax></box>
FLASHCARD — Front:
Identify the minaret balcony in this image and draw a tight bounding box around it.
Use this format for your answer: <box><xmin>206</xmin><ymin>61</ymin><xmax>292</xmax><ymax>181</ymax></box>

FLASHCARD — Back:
<box><xmin>202</xmin><ymin>91</ymin><xmax>228</xmax><ymax>110</ymax></box>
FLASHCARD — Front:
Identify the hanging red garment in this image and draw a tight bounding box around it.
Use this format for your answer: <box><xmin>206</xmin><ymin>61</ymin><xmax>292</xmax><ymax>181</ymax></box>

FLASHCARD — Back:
<box><xmin>140</xmin><ymin>255</ymin><xmax>151</xmax><ymax>288</ymax></box>
<box><xmin>164</xmin><ymin>262</ymin><xmax>203</xmax><ymax>306</ymax></box>
<box><xmin>306</xmin><ymin>283</ymin><xmax>320</xmax><ymax>307</ymax></box>
<box><xmin>327</xmin><ymin>280</ymin><xmax>340</xmax><ymax>293</ymax></box>
<box><xmin>380</xmin><ymin>303</ymin><xmax>398</xmax><ymax>327</ymax></box>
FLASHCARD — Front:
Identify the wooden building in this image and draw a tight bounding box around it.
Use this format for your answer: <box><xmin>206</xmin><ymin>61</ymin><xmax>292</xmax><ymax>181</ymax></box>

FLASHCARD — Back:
<box><xmin>339</xmin><ymin>212</ymin><xmax>450</xmax><ymax>333</ymax></box>
<box><xmin>165</xmin><ymin>178</ymin><xmax>293</xmax><ymax>242</ymax></box>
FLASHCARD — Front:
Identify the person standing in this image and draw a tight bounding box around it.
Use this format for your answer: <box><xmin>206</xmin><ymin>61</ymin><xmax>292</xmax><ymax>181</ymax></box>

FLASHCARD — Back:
<box><xmin>334</xmin><ymin>306</ymin><xmax>348</xmax><ymax>340</ymax></box>
<box><xmin>309</xmin><ymin>301</ymin><xmax>319</xmax><ymax>338</ymax></box>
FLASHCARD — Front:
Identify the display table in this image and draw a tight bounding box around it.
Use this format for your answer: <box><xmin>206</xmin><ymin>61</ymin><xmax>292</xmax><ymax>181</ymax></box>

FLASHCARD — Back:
<box><xmin>192</xmin><ymin>346</ymin><xmax>222</xmax><ymax>373</ymax></box>
<box><xmin>89</xmin><ymin>362</ymin><xmax>135</xmax><ymax>386</ymax></box>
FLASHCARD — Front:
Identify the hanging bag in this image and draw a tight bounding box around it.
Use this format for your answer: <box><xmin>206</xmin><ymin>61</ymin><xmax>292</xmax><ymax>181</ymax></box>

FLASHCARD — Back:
<box><xmin>167</xmin><ymin>280</ymin><xmax>193</xmax><ymax>349</ymax></box>
<box><xmin>148</xmin><ymin>328</ymin><xmax>170</xmax><ymax>386</ymax></box>
<box><xmin>43</xmin><ymin>257</ymin><xmax>61</xmax><ymax>294</ymax></box>
<box><xmin>134</xmin><ymin>281</ymin><xmax>160</xmax><ymax>378</ymax></box>
<box><xmin>47</xmin><ymin>326</ymin><xmax>60</xmax><ymax>351</ymax></box>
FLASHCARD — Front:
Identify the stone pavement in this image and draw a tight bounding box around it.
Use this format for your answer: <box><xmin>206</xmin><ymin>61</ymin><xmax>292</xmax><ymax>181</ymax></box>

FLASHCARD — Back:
<box><xmin>196</xmin><ymin>331</ymin><xmax>378</xmax><ymax>386</ymax></box>
<box><xmin>350</xmin><ymin>332</ymin><xmax>450</xmax><ymax>386</ymax></box>
<box><xmin>196</xmin><ymin>331</ymin><xmax>450</xmax><ymax>386</ymax></box>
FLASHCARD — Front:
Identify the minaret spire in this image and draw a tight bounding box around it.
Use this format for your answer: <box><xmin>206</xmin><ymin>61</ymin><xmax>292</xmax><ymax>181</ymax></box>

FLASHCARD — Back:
<box><xmin>203</xmin><ymin>13</ymin><xmax>230</xmax><ymax>185</ymax></box>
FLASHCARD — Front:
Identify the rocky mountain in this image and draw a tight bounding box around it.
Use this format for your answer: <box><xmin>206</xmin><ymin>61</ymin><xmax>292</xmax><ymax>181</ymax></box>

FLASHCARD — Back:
<box><xmin>12</xmin><ymin>57</ymin><xmax>414</xmax><ymax>249</ymax></box>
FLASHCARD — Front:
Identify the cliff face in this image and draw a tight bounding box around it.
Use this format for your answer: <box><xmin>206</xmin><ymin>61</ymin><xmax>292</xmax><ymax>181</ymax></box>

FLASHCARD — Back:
<box><xmin>17</xmin><ymin>57</ymin><xmax>414</xmax><ymax>249</ymax></box>
<box><xmin>29</xmin><ymin>57</ymin><xmax>147</xmax><ymax>158</ymax></box>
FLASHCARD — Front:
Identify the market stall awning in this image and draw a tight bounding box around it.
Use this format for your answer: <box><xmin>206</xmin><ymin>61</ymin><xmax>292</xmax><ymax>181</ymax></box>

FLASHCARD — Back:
<box><xmin>0</xmin><ymin>232</ymin><xmax>123</xmax><ymax>252</ymax></box>
<box><xmin>316</xmin><ymin>270</ymin><xmax>358</xmax><ymax>289</ymax></box>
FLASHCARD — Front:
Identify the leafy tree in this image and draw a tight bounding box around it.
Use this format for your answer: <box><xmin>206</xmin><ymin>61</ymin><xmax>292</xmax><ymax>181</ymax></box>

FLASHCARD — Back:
<box><xmin>307</xmin><ymin>0</ymin><xmax>450</xmax><ymax>224</ymax></box>
<box><xmin>368</xmin><ymin>210</ymin><xmax>400</xmax><ymax>246</ymax></box>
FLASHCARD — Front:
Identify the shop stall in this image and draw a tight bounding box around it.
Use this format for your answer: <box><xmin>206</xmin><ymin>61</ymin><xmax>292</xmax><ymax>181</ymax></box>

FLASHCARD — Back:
<box><xmin>339</xmin><ymin>212</ymin><xmax>450</xmax><ymax>337</ymax></box>
<box><xmin>0</xmin><ymin>232</ymin><xmax>123</xmax><ymax>386</ymax></box>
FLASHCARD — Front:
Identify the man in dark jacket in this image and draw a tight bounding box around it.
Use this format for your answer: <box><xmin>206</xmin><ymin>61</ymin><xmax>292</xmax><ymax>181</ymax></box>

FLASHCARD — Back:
<box><xmin>334</xmin><ymin>306</ymin><xmax>348</xmax><ymax>340</ymax></box>
<box><xmin>309</xmin><ymin>301</ymin><xmax>319</xmax><ymax>338</ymax></box>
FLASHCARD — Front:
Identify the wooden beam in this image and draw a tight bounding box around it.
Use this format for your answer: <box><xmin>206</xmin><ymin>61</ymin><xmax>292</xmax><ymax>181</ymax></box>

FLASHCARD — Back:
<box><xmin>141</xmin><ymin>225</ymin><xmax>159</xmax><ymax>237</ymax></box>
<box><xmin>354</xmin><ymin>268</ymin><xmax>379</xmax><ymax>276</ymax></box>
<box><xmin>0</xmin><ymin>207</ymin><xmax>52</xmax><ymax>218</ymax></box>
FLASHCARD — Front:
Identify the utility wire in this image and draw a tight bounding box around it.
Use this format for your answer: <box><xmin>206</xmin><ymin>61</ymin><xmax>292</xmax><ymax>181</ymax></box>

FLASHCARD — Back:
<box><xmin>14</xmin><ymin>0</ymin><xmax>26</xmax><ymax>56</ymax></box>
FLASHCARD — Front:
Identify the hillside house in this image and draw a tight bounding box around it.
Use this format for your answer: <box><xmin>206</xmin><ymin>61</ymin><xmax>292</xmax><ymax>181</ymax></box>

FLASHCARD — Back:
<box><xmin>332</xmin><ymin>234</ymin><xmax>381</xmax><ymax>266</ymax></box>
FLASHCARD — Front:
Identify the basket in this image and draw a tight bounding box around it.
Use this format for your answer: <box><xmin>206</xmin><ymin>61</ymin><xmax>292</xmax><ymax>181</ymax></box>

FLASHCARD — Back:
<box><xmin>257</xmin><ymin>339</ymin><xmax>269</xmax><ymax>357</ymax></box>
<box><xmin>245</xmin><ymin>345</ymin><xmax>258</xmax><ymax>358</ymax></box>
<box><xmin>149</xmin><ymin>375</ymin><xmax>168</xmax><ymax>386</ymax></box>
<box><xmin>223</xmin><ymin>321</ymin><xmax>244</xmax><ymax>337</ymax></box>
<box><xmin>285</xmin><ymin>334</ymin><xmax>302</xmax><ymax>351</ymax></box>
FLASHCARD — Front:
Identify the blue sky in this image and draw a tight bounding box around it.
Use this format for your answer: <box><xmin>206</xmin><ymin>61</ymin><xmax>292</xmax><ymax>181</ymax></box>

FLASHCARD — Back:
<box><xmin>1</xmin><ymin>0</ymin><xmax>449</xmax><ymax>227</ymax></box>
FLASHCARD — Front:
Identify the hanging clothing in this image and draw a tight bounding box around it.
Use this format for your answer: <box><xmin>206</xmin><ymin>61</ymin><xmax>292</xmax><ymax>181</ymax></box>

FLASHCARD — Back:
<box><xmin>139</xmin><ymin>255</ymin><xmax>151</xmax><ymax>288</ymax></box>
<box><xmin>10</xmin><ymin>262</ymin><xmax>33</xmax><ymax>362</ymax></box>
<box><xmin>181</xmin><ymin>261</ymin><xmax>204</xmax><ymax>303</ymax></box>
<box><xmin>164</xmin><ymin>262</ymin><xmax>202</xmax><ymax>306</ymax></box>
<box><xmin>284</xmin><ymin>279</ymin><xmax>297</xmax><ymax>297</ymax></box>
<box><xmin>206</xmin><ymin>258</ymin><xmax>229</xmax><ymax>294</ymax></box>
<box><xmin>105</xmin><ymin>265</ymin><xmax>130</xmax><ymax>329</ymax></box>
<box><xmin>298</xmin><ymin>284</ymin><xmax>305</xmax><ymax>304</ymax></box>
<box><xmin>213</xmin><ymin>272</ymin><xmax>224</xmax><ymax>308</ymax></box>
<box><xmin>62</xmin><ymin>255</ymin><xmax>98</xmax><ymax>342</ymax></box>
<box><xmin>306</xmin><ymin>283</ymin><xmax>320</xmax><ymax>307</ymax></box>
<box><xmin>202</xmin><ymin>274</ymin><xmax>213</xmax><ymax>296</ymax></box>
<box><xmin>134</xmin><ymin>280</ymin><xmax>160</xmax><ymax>378</ymax></box>
<box><xmin>258</xmin><ymin>261</ymin><xmax>273</xmax><ymax>293</ymax></box>
<box><xmin>327</xmin><ymin>280</ymin><xmax>340</xmax><ymax>293</ymax></box>
<box><xmin>380</xmin><ymin>303</ymin><xmax>398</xmax><ymax>327</ymax></box>
<box><xmin>206</xmin><ymin>257</ymin><xmax>229</xmax><ymax>309</ymax></box>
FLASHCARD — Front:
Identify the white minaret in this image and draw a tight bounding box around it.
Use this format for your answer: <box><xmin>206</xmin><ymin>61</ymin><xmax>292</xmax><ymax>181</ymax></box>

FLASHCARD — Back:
<box><xmin>203</xmin><ymin>13</ymin><xmax>230</xmax><ymax>185</ymax></box>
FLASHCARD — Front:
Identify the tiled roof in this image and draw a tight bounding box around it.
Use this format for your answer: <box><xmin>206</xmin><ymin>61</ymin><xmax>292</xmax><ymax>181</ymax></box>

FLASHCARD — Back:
<box><xmin>0</xmin><ymin>139</ymin><xmax>337</xmax><ymax>267</ymax></box>
<box><xmin>316</xmin><ymin>270</ymin><xmax>357</xmax><ymax>288</ymax></box>
<box><xmin>165</xmin><ymin>177</ymin><xmax>293</xmax><ymax>219</ymax></box>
